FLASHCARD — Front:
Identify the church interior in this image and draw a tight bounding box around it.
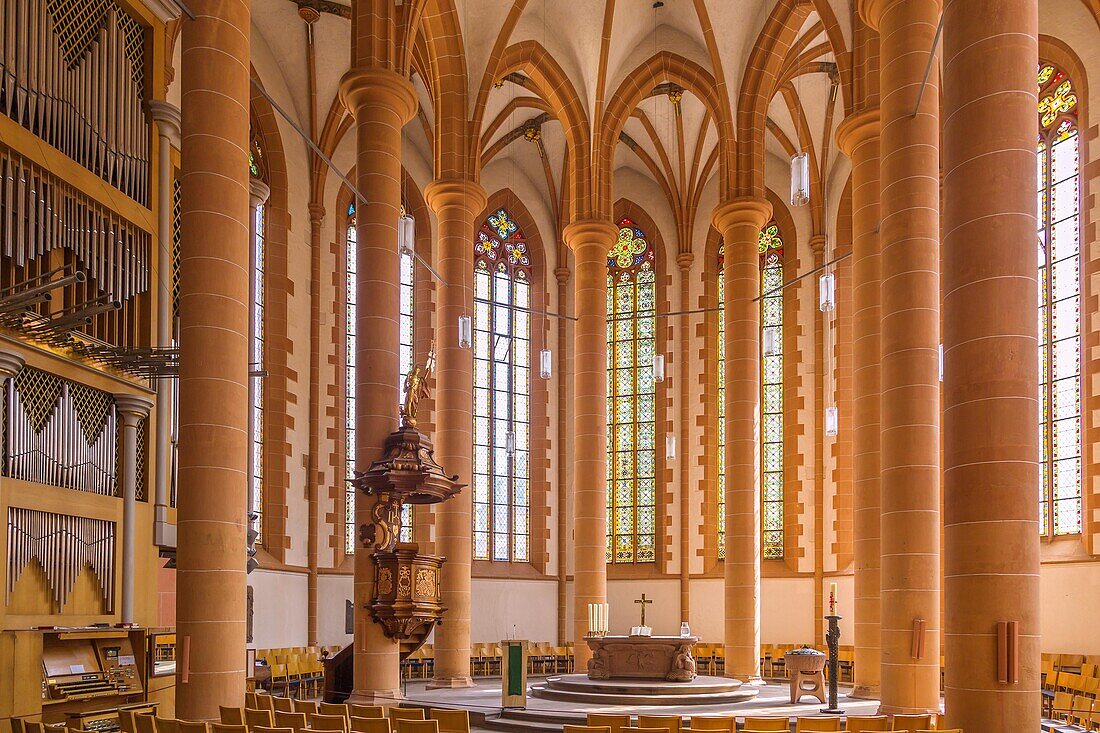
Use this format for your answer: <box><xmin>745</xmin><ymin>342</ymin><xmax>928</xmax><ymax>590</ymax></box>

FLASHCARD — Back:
<box><xmin>0</xmin><ymin>0</ymin><xmax>1095</xmax><ymax>731</ymax></box>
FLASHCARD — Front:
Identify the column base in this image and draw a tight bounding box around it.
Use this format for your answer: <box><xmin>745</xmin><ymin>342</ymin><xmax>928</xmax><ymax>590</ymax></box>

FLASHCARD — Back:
<box><xmin>347</xmin><ymin>689</ymin><xmax>403</xmax><ymax>705</ymax></box>
<box><xmin>729</xmin><ymin>674</ymin><xmax>768</xmax><ymax>687</ymax></box>
<box><xmin>426</xmin><ymin>675</ymin><xmax>474</xmax><ymax>690</ymax></box>
<box><xmin>877</xmin><ymin>704</ymin><xmax>942</xmax><ymax>716</ymax></box>
<box><xmin>849</xmin><ymin>684</ymin><xmax>880</xmax><ymax>700</ymax></box>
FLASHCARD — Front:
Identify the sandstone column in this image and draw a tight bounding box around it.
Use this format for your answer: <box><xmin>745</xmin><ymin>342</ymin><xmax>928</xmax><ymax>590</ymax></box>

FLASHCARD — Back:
<box><xmin>425</xmin><ymin>179</ymin><xmax>487</xmax><ymax>689</ymax></box>
<box><xmin>147</xmin><ymin>101</ymin><xmax>180</xmax><ymax>535</ymax></box>
<box><xmin>836</xmin><ymin>108</ymin><xmax>882</xmax><ymax>700</ymax></box>
<box><xmin>176</xmin><ymin>0</ymin><xmax>251</xmax><ymax>718</ymax></box>
<box><xmin>713</xmin><ymin>197</ymin><xmax>772</xmax><ymax>684</ymax></box>
<box><xmin>860</xmin><ymin>0</ymin><xmax>942</xmax><ymax>714</ymax></box>
<box><xmin>247</xmin><ymin>178</ymin><xmax>271</xmax><ymax>540</ymax></box>
<box><xmin>306</xmin><ymin>201</ymin><xmax>325</xmax><ymax>647</ymax></box>
<box><xmin>942</xmin><ymin>1</ymin><xmax>1039</xmax><ymax>730</ymax></box>
<box><xmin>115</xmin><ymin>394</ymin><xmax>154</xmax><ymax>625</ymax></box>
<box><xmin>339</xmin><ymin>65</ymin><xmax>417</xmax><ymax>703</ymax></box>
<box><xmin>677</xmin><ymin>252</ymin><xmax>694</xmax><ymax>622</ymax></box>
<box><xmin>563</xmin><ymin>219</ymin><xmax>617</xmax><ymax>672</ymax></box>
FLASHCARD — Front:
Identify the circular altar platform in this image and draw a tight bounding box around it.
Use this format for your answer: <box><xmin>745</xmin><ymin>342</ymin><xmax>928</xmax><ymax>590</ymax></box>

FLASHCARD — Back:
<box><xmin>529</xmin><ymin>674</ymin><xmax>760</xmax><ymax>706</ymax></box>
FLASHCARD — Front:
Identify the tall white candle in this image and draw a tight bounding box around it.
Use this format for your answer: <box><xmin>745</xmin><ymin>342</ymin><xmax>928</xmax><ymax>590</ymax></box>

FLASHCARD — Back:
<box><xmin>829</xmin><ymin>582</ymin><xmax>838</xmax><ymax>614</ymax></box>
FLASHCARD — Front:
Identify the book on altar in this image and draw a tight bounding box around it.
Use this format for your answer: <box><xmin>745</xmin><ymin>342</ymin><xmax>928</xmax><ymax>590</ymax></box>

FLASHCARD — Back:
<box><xmin>629</xmin><ymin>625</ymin><xmax>652</xmax><ymax>637</ymax></box>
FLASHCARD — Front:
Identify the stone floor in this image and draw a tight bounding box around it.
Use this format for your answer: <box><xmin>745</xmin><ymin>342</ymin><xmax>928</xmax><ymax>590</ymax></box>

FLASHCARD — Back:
<box><xmin>397</xmin><ymin>676</ymin><xmax>882</xmax><ymax>731</ymax></box>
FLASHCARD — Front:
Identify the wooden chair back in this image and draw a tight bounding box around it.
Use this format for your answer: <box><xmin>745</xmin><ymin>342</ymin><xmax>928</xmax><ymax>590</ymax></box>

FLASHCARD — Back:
<box><xmin>306</xmin><ymin>715</ymin><xmax>347</xmax><ymax>733</ymax></box>
<box><xmin>176</xmin><ymin>723</ymin><xmax>209</xmax><ymax>733</ymax></box>
<box><xmin>251</xmin><ymin>727</ymin><xmax>294</xmax><ymax>733</ymax></box>
<box><xmin>385</xmin><ymin>711</ymin><xmax>425</xmax><ymax>723</ymax></box>
<box><xmin>889</xmin><ymin>715</ymin><xmax>931</xmax><ymax>733</ymax></box>
<box><xmin>211</xmin><ymin>725</ymin><xmax>247</xmax><ymax>733</ymax></box>
<box><xmin>742</xmin><ymin>720</ymin><xmax>787</xmax><ymax>732</ymax></box>
<box><xmin>428</xmin><ymin>710</ymin><xmax>469</xmax><ymax>733</ymax></box>
<box><xmin>586</xmin><ymin>715</ymin><xmax>630</xmax><ymax>733</ymax></box>
<box><xmin>294</xmin><ymin>703</ymin><xmax>319</xmax><ymax>717</ymax></box>
<box><xmin>637</xmin><ymin>716</ymin><xmax>679</xmax><ymax>733</ymax></box>
<box><xmin>274</xmin><ymin>713</ymin><xmax>307</xmax><ymax>732</ymax></box>
<box><xmin>393</xmin><ymin>722</ymin><xmax>437</xmax><ymax>733</ymax></box>
<box><xmin>349</xmin><ymin>719</ymin><xmax>390</xmax><ymax>733</ymax></box>
<box><xmin>220</xmin><ymin>710</ymin><xmax>245</xmax><ymax>727</ymax></box>
<box><xmin>119</xmin><ymin>711</ymin><xmax>138</xmax><ymax>733</ymax></box>
<box><xmin>245</xmin><ymin>711</ymin><xmax>275</xmax><ymax>729</ymax></box>
<box><xmin>155</xmin><ymin>719</ymin><xmax>178</xmax><ymax>733</ymax></box>
<box><xmin>349</xmin><ymin>707</ymin><xmax>384</xmax><ymax>720</ymax></box>
<box><xmin>687</xmin><ymin>718</ymin><xmax>733</xmax><ymax>733</ymax></box>
<box><xmin>271</xmin><ymin>698</ymin><xmax>294</xmax><ymax>714</ymax></box>
<box><xmin>318</xmin><ymin>705</ymin><xmax>349</xmax><ymax>719</ymax></box>
<box><xmin>621</xmin><ymin>727</ymin><xmax>665</xmax><ymax>733</ymax></box>
<box><xmin>843</xmin><ymin>716</ymin><xmax>889</xmax><ymax>732</ymax></box>
<box><xmin>134</xmin><ymin>715</ymin><xmax>157</xmax><ymax>733</ymax></box>
<box><xmin>794</xmin><ymin>719</ymin><xmax>841</xmax><ymax>732</ymax></box>
<box><xmin>564</xmin><ymin>727</ymin><xmax>611</xmax><ymax>733</ymax></box>
<box><xmin>1052</xmin><ymin>690</ymin><xmax>1075</xmax><ymax>720</ymax></box>
<box><xmin>1071</xmin><ymin>694</ymin><xmax>1095</xmax><ymax>725</ymax></box>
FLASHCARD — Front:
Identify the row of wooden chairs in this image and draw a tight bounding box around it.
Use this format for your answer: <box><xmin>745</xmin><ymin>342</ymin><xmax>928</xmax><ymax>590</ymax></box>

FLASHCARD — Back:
<box><xmin>577</xmin><ymin>713</ymin><xmax>945</xmax><ymax>733</ymax></box>
<box><xmin>219</xmin><ymin>704</ymin><xmax>469</xmax><ymax>733</ymax></box>
<box><xmin>1043</xmin><ymin>653</ymin><xmax>1100</xmax><ymax>670</ymax></box>
<box><xmin>1049</xmin><ymin>690</ymin><xmax>1100</xmax><ymax>730</ymax></box>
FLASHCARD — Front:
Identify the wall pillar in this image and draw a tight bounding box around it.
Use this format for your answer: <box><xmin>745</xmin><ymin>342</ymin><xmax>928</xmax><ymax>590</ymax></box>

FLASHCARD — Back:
<box><xmin>147</xmin><ymin>101</ymin><xmax>181</xmax><ymax>537</ymax></box>
<box><xmin>713</xmin><ymin>197</ymin><xmax>772</xmax><ymax>685</ymax></box>
<box><xmin>115</xmin><ymin>394</ymin><xmax>154</xmax><ymax>625</ymax></box>
<box><xmin>425</xmin><ymin>178</ymin><xmax>487</xmax><ymax>689</ymax></box>
<box><xmin>338</xmin><ymin>65</ymin><xmax>417</xmax><ymax>703</ymax></box>
<box><xmin>176</xmin><ymin>0</ymin><xmax>251</xmax><ymax>718</ymax></box>
<box><xmin>676</xmin><ymin>252</ymin><xmax>694</xmax><ymax>623</ymax></box>
<box><xmin>836</xmin><ymin>108</ymin><xmax>882</xmax><ymax>700</ymax></box>
<box><xmin>563</xmin><ymin>219</ymin><xmax>617</xmax><ymax>673</ymax></box>
<box><xmin>861</xmin><ymin>0</ymin><xmax>942</xmax><ymax>715</ymax></box>
<box><xmin>942</xmin><ymin>1</ymin><xmax>1040</xmax><ymax>730</ymax></box>
<box><xmin>306</xmin><ymin>201</ymin><xmax>325</xmax><ymax>648</ymax></box>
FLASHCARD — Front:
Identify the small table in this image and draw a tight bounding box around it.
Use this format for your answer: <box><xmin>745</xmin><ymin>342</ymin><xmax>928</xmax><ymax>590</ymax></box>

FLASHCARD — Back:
<box><xmin>585</xmin><ymin>635</ymin><xmax>699</xmax><ymax>682</ymax></box>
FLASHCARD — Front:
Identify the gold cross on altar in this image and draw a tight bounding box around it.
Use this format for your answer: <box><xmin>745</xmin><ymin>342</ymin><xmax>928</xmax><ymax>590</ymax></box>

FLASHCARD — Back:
<box><xmin>634</xmin><ymin>593</ymin><xmax>653</xmax><ymax>627</ymax></box>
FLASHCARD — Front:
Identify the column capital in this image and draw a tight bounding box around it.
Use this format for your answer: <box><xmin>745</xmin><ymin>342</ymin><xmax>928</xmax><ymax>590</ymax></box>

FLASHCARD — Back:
<box><xmin>712</xmin><ymin>197</ymin><xmax>772</xmax><ymax>235</ymax></box>
<box><xmin>562</xmin><ymin>219</ymin><xmax>618</xmax><ymax>255</ymax></box>
<box><xmin>308</xmin><ymin>202</ymin><xmax>326</xmax><ymax>225</ymax></box>
<box><xmin>859</xmin><ymin>0</ymin><xmax>941</xmax><ymax>31</ymax></box>
<box><xmin>810</xmin><ymin>234</ymin><xmax>827</xmax><ymax>256</ymax></box>
<box><xmin>676</xmin><ymin>252</ymin><xmax>695</xmax><ymax>271</ymax></box>
<box><xmin>339</xmin><ymin>67</ymin><xmax>418</xmax><ymax>125</ymax></box>
<box><xmin>424</xmin><ymin>178</ymin><xmax>488</xmax><ymax>217</ymax></box>
<box><xmin>115</xmin><ymin>394</ymin><xmax>154</xmax><ymax>426</ymax></box>
<box><xmin>250</xmin><ymin>178</ymin><xmax>272</xmax><ymax>208</ymax></box>
<box><xmin>554</xmin><ymin>266</ymin><xmax>571</xmax><ymax>285</ymax></box>
<box><xmin>0</xmin><ymin>348</ymin><xmax>25</xmax><ymax>381</ymax></box>
<box><xmin>836</xmin><ymin>108</ymin><xmax>881</xmax><ymax>157</ymax></box>
<box><xmin>148</xmin><ymin>100</ymin><xmax>182</xmax><ymax>147</ymax></box>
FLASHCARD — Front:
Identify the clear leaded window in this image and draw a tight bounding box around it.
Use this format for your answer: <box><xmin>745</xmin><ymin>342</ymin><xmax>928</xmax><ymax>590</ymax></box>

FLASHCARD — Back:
<box><xmin>345</xmin><ymin>203</ymin><xmax>415</xmax><ymax>553</ymax></box>
<box><xmin>607</xmin><ymin>217</ymin><xmax>657</xmax><ymax>564</ymax></box>
<box><xmin>472</xmin><ymin>208</ymin><xmax>532</xmax><ymax>562</ymax></box>
<box><xmin>716</xmin><ymin>224</ymin><xmax>784</xmax><ymax>561</ymax></box>
<box><xmin>251</xmin><ymin>200</ymin><xmax>264</xmax><ymax>543</ymax></box>
<box><xmin>759</xmin><ymin>223</ymin><xmax>784</xmax><ymax>559</ymax></box>
<box><xmin>1037</xmin><ymin>63</ymin><xmax>1082</xmax><ymax>536</ymax></box>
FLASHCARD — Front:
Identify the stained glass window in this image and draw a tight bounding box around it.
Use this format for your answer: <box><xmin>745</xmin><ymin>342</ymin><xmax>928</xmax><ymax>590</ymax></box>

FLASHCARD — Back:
<box><xmin>607</xmin><ymin>217</ymin><xmax>657</xmax><ymax>564</ymax></box>
<box><xmin>345</xmin><ymin>202</ymin><xmax>415</xmax><ymax>553</ymax></box>
<box><xmin>1037</xmin><ymin>63</ymin><xmax>1082</xmax><ymax>536</ymax></box>
<box><xmin>251</xmin><ymin>199</ymin><xmax>265</xmax><ymax>543</ymax></box>
<box><xmin>472</xmin><ymin>208</ymin><xmax>532</xmax><ymax>562</ymax></box>
<box><xmin>715</xmin><ymin>225</ymin><xmax>784</xmax><ymax>560</ymax></box>
<box><xmin>759</xmin><ymin>223</ymin><xmax>784</xmax><ymax>559</ymax></box>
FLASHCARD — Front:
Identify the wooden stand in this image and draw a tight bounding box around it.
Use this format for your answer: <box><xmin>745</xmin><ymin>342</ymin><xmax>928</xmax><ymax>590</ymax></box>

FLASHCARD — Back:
<box><xmin>500</xmin><ymin>640</ymin><xmax>528</xmax><ymax>708</ymax></box>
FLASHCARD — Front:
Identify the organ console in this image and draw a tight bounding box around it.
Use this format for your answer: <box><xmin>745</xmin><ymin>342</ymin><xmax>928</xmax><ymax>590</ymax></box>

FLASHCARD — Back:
<box><xmin>0</xmin><ymin>627</ymin><xmax>152</xmax><ymax>725</ymax></box>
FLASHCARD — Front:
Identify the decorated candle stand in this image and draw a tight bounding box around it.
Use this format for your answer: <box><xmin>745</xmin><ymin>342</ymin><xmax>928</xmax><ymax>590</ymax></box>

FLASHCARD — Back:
<box><xmin>821</xmin><ymin>582</ymin><xmax>843</xmax><ymax>714</ymax></box>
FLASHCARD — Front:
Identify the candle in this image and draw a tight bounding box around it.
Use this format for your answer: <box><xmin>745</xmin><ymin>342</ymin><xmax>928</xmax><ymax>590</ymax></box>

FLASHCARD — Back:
<box><xmin>829</xmin><ymin>582</ymin><xmax>838</xmax><ymax>614</ymax></box>
<box><xmin>588</xmin><ymin>603</ymin><xmax>595</xmax><ymax>635</ymax></box>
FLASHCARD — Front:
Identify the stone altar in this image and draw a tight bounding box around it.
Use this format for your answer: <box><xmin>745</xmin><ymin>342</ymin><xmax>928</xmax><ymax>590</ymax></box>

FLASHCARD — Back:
<box><xmin>585</xmin><ymin>635</ymin><xmax>699</xmax><ymax>682</ymax></box>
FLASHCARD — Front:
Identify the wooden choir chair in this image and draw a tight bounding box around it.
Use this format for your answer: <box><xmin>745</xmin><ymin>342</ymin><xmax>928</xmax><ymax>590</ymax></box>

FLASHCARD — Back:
<box><xmin>427</xmin><ymin>710</ymin><xmax>469</xmax><ymax>733</ymax></box>
<box><xmin>385</xmin><ymin>711</ymin><xmax>424</xmax><ymax>723</ymax></box>
<box><xmin>742</xmin><ymin>720</ymin><xmax>787</xmax><ymax>732</ymax></box>
<box><xmin>349</xmin><ymin>707</ymin><xmax>384</xmax><ymax>720</ymax></box>
<box><xmin>392</xmin><ymin>722</ymin><xmax>437</xmax><ymax>733</ymax></box>
<box><xmin>305</xmin><ymin>715</ymin><xmax>347</xmax><ymax>733</ymax></box>
<box><xmin>844</xmin><ymin>717</ymin><xmax>889</xmax><ymax>732</ymax></box>
<box><xmin>889</xmin><ymin>715</ymin><xmax>932</xmax><ymax>733</ymax></box>
<box><xmin>349</xmin><ymin>719</ymin><xmax>391</xmax><ymax>733</ymax></box>
<box><xmin>637</xmin><ymin>716</ymin><xmax>680</xmax><ymax>733</ymax></box>
<box><xmin>585</xmin><ymin>715</ymin><xmax>630</xmax><ymax>733</ymax></box>
<box><xmin>794</xmin><ymin>719</ymin><xmax>841</xmax><ymax>733</ymax></box>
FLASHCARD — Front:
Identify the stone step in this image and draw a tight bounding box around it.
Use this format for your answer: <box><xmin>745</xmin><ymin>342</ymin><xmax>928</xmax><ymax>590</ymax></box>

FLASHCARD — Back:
<box><xmin>544</xmin><ymin>674</ymin><xmax>747</xmax><ymax>696</ymax></box>
<box><xmin>528</xmin><ymin>682</ymin><xmax>759</xmax><ymax>706</ymax></box>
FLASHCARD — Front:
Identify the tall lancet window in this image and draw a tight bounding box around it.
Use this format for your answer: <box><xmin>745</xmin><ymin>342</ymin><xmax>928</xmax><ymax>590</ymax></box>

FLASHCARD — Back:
<box><xmin>607</xmin><ymin>217</ymin><xmax>657</xmax><ymax>564</ymax></box>
<box><xmin>759</xmin><ymin>222</ymin><xmax>784</xmax><ymax>559</ymax></box>
<box><xmin>345</xmin><ymin>202</ymin><xmax>416</xmax><ymax>554</ymax></box>
<box><xmin>1037</xmin><ymin>63</ymin><xmax>1082</xmax><ymax>536</ymax></box>
<box><xmin>249</xmin><ymin>141</ymin><xmax>265</xmax><ymax>542</ymax></box>
<box><xmin>472</xmin><ymin>208</ymin><xmax>532</xmax><ymax>562</ymax></box>
<box><xmin>716</xmin><ymin>224</ymin><xmax>784</xmax><ymax>560</ymax></box>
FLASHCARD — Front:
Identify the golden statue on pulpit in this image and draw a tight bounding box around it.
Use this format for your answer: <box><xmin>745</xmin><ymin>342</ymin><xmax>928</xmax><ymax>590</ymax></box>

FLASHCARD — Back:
<box><xmin>401</xmin><ymin>340</ymin><xmax>436</xmax><ymax>427</ymax></box>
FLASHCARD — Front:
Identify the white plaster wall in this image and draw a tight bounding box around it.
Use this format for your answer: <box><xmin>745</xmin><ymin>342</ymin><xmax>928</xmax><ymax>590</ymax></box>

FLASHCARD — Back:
<box><xmin>1040</xmin><ymin>563</ymin><xmax>1100</xmax><ymax>654</ymax></box>
<box><xmin>316</xmin><ymin>574</ymin><xmax>354</xmax><ymax>648</ymax></box>
<box><xmin>470</xmin><ymin>578</ymin><xmax>558</xmax><ymax>643</ymax></box>
<box><xmin>249</xmin><ymin>570</ymin><xmax>309</xmax><ymax>649</ymax></box>
<box><xmin>689</xmin><ymin>577</ymin><xmax>819</xmax><ymax>645</ymax></box>
<box><xmin>607</xmin><ymin>579</ymin><xmax>682</xmax><ymax>636</ymax></box>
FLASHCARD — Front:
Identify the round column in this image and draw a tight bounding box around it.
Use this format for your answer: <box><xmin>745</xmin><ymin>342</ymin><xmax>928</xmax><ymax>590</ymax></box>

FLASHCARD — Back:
<box><xmin>338</xmin><ymin>66</ymin><xmax>418</xmax><ymax>703</ymax></box>
<box><xmin>676</xmin><ymin>251</ymin><xmax>694</xmax><ymax>623</ymax></box>
<box><xmin>862</xmin><ymin>0</ymin><xmax>943</xmax><ymax>715</ymax></box>
<box><xmin>942</xmin><ymin>1</ymin><xmax>1039</xmax><ymax>730</ymax></box>
<box><xmin>115</xmin><ymin>394</ymin><xmax>154</xmax><ymax>625</ymax></box>
<box><xmin>836</xmin><ymin>108</ymin><xmax>882</xmax><ymax>700</ymax></box>
<box><xmin>148</xmin><ymin>100</ymin><xmax>181</xmax><ymax>530</ymax></box>
<box><xmin>307</xmin><ymin>201</ymin><xmax>326</xmax><ymax>647</ymax></box>
<box><xmin>713</xmin><ymin>197</ymin><xmax>772</xmax><ymax>685</ymax></box>
<box><xmin>176</xmin><ymin>0</ymin><xmax>251</xmax><ymax>718</ymax></box>
<box><xmin>425</xmin><ymin>178</ymin><xmax>487</xmax><ymax>689</ymax></box>
<box><xmin>563</xmin><ymin>219</ymin><xmax>617</xmax><ymax>673</ymax></box>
